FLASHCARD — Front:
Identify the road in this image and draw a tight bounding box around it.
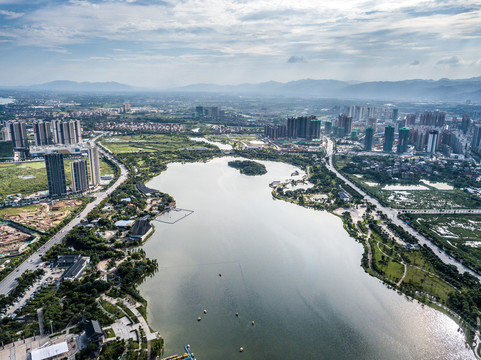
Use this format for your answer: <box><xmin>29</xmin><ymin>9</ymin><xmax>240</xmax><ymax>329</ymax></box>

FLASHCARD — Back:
<box><xmin>324</xmin><ymin>137</ymin><xmax>481</xmax><ymax>280</ymax></box>
<box><xmin>398</xmin><ymin>209</ymin><xmax>481</xmax><ymax>214</ymax></box>
<box><xmin>0</xmin><ymin>141</ymin><xmax>129</xmax><ymax>296</ymax></box>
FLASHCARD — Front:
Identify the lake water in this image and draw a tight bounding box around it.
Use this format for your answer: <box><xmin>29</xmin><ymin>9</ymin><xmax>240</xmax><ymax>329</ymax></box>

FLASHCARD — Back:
<box><xmin>140</xmin><ymin>157</ymin><xmax>473</xmax><ymax>360</ymax></box>
<box><xmin>382</xmin><ymin>184</ymin><xmax>430</xmax><ymax>191</ymax></box>
<box><xmin>0</xmin><ymin>97</ymin><xmax>15</xmax><ymax>105</ymax></box>
<box><xmin>189</xmin><ymin>137</ymin><xmax>233</xmax><ymax>151</ymax></box>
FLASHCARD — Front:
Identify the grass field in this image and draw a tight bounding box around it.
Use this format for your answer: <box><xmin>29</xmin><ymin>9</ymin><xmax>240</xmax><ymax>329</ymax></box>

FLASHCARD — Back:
<box><xmin>0</xmin><ymin>157</ymin><xmax>114</xmax><ymax>201</ymax></box>
<box><xmin>100</xmin><ymin>134</ymin><xmax>212</xmax><ymax>154</ymax></box>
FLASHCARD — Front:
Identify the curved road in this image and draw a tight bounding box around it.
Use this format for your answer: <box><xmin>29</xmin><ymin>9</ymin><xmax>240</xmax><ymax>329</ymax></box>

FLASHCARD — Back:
<box><xmin>0</xmin><ymin>142</ymin><xmax>129</xmax><ymax>296</ymax></box>
<box><xmin>325</xmin><ymin>138</ymin><xmax>481</xmax><ymax>280</ymax></box>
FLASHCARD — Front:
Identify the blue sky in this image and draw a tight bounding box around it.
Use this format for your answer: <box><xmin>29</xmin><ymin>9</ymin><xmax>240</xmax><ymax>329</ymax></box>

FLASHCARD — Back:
<box><xmin>0</xmin><ymin>0</ymin><xmax>480</xmax><ymax>87</ymax></box>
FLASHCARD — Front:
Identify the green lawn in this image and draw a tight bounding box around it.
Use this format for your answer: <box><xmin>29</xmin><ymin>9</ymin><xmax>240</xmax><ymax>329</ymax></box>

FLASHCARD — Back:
<box><xmin>100</xmin><ymin>134</ymin><xmax>217</xmax><ymax>154</ymax></box>
<box><xmin>403</xmin><ymin>266</ymin><xmax>454</xmax><ymax>302</ymax></box>
<box><xmin>100</xmin><ymin>300</ymin><xmax>124</xmax><ymax>319</ymax></box>
<box><xmin>104</xmin><ymin>328</ymin><xmax>116</xmax><ymax>338</ymax></box>
<box><xmin>0</xmin><ymin>156</ymin><xmax>114</xmax><ymax>201</ymax></box>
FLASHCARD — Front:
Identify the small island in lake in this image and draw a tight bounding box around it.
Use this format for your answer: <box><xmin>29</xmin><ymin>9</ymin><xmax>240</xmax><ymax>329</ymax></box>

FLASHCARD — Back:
<box><xmin>228</xmin><ymin>160</ymin><xmax>267</xmax><ymax>176</ymax></box>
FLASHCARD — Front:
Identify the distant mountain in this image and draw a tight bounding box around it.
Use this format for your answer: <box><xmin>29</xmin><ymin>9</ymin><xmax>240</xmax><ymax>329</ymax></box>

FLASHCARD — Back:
<box><xmin>27</xmin><ymin>80</ymin><xmax>139</xmax><ymax>92</ymax></box>
<box><xmin>175</xmin><ymin>79</ymin><xmax>348</xmax><ymax>97</ymax></box>
<box><xmin>173</xmin><ymin>77</ymin><xmax>481</xmax><ymax>101</ymax></box>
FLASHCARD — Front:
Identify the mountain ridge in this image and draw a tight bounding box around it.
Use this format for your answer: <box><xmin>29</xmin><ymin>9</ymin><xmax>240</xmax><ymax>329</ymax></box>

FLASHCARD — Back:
<box><xmin>2</xmin><ymin>77</ymin><xmax>481</xmax><ymax>101</ymax></box>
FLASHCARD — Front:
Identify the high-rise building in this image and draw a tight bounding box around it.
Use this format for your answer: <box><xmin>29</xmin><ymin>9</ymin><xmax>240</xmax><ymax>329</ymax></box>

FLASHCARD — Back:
<box><xmin>208</xmin><ymin>107</ymin><xmax>219</xmax><ymax>119</ymax></box>
<box><xmin>338</xmin><ymin>114</ymin><xmax>352</xmax><ymax>137</ymax></box>
<box><xmin>397</xmin><ymin>127</ymin><xmax>410</xmax><ymax>153</ymax></box>
<box><xmin>324</xmin><ymin>120</ymin><xmax>332</xmax><ymax>134</ymax></box>
<box><xmin>1</xmin><ymin>122</ymin><xmax>11</xmax><ymax>141</ymax></box>
<box><xmin>52</xmin><ymin>120</ymin><xmax>82</xmax><ymax>145</ymax></box>
<box><xmin>45</xmin><ymin>153</ymin><xmax>67</xmax><ymax>197</ymax></box>
<box><xmin>71</xmin><ymin>159</ymin><xmax>89</xmax><ymax>193</ymax></box>
<box><xmin>264</xmin><ymin>124</ymin><xmax>286</xmax><ymax>139</ymax></box>
<box><xmin>471</xmin><ymin>125</ymin><xmax>481</xmax><ymax>151</ymax></box>
<box><xmin>364</xmin><ymin>127</ymin><xmax>374</xmax><ymax>151</ymax></box>
<box><xmin>33</xmin><ymin>121</ymin><xmax>53</xmax><ymax>146</ymax></box>
<box><xmin>367</xmin><ymin>118</ymin><xmax>377</xmax><ymax>130</ymax></box>
<box><xmin>7</xmin><ymin>121</ymin><xmax>28</xmax><ymax>149</ymax></box>
<box><xmin>366</xmin><ymin>106</ymin><xmax>375</xmax><ymax>119</ymax></box>
<box><xmin>195</xmin><ymin>106</ymin><xmax>204</xmax><ymax>117</ymax></box>
<box><xmin>435</xmin><ymin>112</ymin><xmax>446</xmax><ymax>127</ymax></box>
<box><xmin>461</xmin><ymin>114</ymin><xmax>471</xmax><ymax>134</ymax></box>
<box><xmin>426</xmin><ymin>130</ymin><xmax>439</xmax><ymax>153</ymax></box>
<box><xmin>88</xmin><ymin>143</ymin><xmax>101</xmax><ymax>187</ymax></box>
<box><xmin>392</xmin><ymin>108</ymin><xmax>399</xmax><ymax>122</ymax></box>
<box><xmin>406</xmin><ymin>114</ymin><xmax>416</xmax><ymax>126</ymax></box>
<box><xmin>309</xmin><ymin>119</ymin><xmax>321</xmax><ymax>139</ymax></box>
<box><xmin>286</xmin><ymin>116</ymin><xmax>318</xmax><ymax>139</ymax></box>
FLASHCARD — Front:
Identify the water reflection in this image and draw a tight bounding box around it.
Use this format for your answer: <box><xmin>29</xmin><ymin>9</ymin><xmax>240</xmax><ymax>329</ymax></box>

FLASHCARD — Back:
<box><xmin>140</xmin><ymin>157</ymin><xmax>473</xmax><ymax>360</ymax></box>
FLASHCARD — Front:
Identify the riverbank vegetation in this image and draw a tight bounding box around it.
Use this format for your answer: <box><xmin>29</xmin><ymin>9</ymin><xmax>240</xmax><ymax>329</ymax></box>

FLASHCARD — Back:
<box><xmin>340</xmin><ymin>210</ymin><xmax>481</xmax><ymax>344</ymax></box>
<box><xmin>228</xmin><ymin>160</ymin><xmax>267</xmax><ymax>176</ymax></box>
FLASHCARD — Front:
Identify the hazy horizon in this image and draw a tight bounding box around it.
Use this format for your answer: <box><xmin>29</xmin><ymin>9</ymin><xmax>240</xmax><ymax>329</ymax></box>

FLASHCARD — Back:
<box><xmin>0</xmin><ymin>0</ymin><xmax>480</xmax><ymax>88</ymax></box>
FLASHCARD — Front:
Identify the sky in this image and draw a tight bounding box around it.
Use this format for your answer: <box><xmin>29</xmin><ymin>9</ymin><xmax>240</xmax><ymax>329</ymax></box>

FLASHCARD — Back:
<box><xmin>0</xmin><ymin>0</ymin><xmax>480</xmax><ymax>88</ymax></box>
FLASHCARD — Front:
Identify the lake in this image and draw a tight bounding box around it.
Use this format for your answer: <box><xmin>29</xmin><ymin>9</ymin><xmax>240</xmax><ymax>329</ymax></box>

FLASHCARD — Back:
<box><xmin>0</xmin><ymin>97</ymin><xmax>15</xmax><ymax>105</ymax></box>
<box><xmin>140</xmin><ymin>157</ymin><xmax>473</xmax><ymax>359</ymax></box>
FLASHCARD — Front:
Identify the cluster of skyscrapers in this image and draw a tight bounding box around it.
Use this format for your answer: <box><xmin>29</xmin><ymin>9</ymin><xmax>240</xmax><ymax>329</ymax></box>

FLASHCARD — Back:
<box><xmin>264</xmin><ymin>116</ymin><xmax>321</xmax><ymax>140</ymax></box>
<box><xmin>263</xmin><ymin>107</ymin><xmax>479</xmax><ymax>157</ymax></box>
<box><xmin>45</xmin><ymin>142</ymin><xmax>101</xmax><ymax>198</ymax></box>
<box><xmin>1</xmin><ymin>119</ymin><xmax>82</xmax><ymax>155</ymax></box>
<box><xmin>194</xmin><ymin>106</ymin><xmax>224</xmax><ymax>120</ymax></box>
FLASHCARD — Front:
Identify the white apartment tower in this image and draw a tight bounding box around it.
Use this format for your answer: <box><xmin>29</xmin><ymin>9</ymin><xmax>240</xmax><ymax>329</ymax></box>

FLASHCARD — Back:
<box><xmin>88</xmin><ymin>143</ymin><xmax>101</xmax><ymax>187</ymax></box>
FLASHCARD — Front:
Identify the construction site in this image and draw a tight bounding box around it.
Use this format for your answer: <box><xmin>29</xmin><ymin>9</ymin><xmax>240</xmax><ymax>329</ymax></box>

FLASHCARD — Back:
<box><xmin>0</xmin><ymin>223</ymin><xmax>32</xmax><ymax>257</ymax></box>
<box><xmin>0</xmin><ymin>199</ymin><xmax>82</xmax><ymax>232</ymax></box>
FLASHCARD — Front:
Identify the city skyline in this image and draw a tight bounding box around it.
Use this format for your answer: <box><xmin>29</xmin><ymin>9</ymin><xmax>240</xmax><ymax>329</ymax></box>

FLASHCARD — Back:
<box><xmin>0</xmin><ymin>0</ymin><xmax>480</xmax><ymax>87</ymax></box>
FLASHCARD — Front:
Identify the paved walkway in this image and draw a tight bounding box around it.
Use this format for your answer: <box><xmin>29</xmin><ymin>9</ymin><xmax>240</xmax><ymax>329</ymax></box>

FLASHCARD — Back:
<box><xmin>102</xmin><ymin>296</ymin><xmax>159</xmax><ymax>342</ymax></box>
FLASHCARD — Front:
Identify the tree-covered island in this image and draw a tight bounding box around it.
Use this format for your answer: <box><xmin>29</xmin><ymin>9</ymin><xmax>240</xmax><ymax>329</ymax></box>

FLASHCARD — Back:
<box><xmin>227</xmin><ymin>160</ymin><xmax>267</xmax><ymax>176</ymax></box>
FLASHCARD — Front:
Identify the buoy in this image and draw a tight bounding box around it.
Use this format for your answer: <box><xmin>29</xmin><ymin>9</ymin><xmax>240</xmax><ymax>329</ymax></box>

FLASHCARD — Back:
<box><xmin>197</xmin><ymin>317</ymin><xmax>201</xmax><ymax>321</ymax></box>
<box><xmin>251</xmin><ymin>321</ymin><xmax>255</xmax><ymax>326</ymax></box>
<box><xmin>203</xmin><ymin>309</ymin><xmax>207</xmax><ymax>314</ymax></box>
<box><xmin>235</xmin><ymin>312</ymin><xmax>239</xmax><ymax>317</ymax></box>
<box><xmin>239</xmin><ymin>347</ymin><xmax>244</xmax><ymax>352</ymax></box>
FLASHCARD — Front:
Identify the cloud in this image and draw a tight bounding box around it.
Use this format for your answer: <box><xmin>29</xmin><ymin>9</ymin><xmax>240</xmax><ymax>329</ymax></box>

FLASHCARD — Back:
<box><xmin>437</xmin><ymin>56</ymin><xmax>462</xmax><ymax>66</ymax></box>
<box><xmin>287</xmin><ymin>56</ymin><xmax>305</xmax><ymax>63</ymax></box>
<box><xmin>0</xmin><ymin>0</ymin><xmax>480</xmax><ymax>85</ymax></box>
<box><xmin>0</xmin><ymin>10</ymin><xmax>24</xmax><ymax>19</ymax></box>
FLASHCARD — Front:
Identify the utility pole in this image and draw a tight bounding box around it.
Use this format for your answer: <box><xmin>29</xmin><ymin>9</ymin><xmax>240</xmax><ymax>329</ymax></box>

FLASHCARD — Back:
<box><xmin>50</xmin><ymin>320</ymin><xmax>53</xmax><ymax>334</ymax></box>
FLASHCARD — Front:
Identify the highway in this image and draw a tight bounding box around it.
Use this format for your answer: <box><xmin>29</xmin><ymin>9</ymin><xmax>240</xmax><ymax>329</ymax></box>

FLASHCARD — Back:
<box><xmin>324</xmin><ymin>137</ymin><xmax>481</xmax><ymax>280</ymax></box>
<box><xmin>0</xmin><ymin>140</ymin><xmax>129</xmax><ymax>296</ymax></box>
